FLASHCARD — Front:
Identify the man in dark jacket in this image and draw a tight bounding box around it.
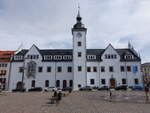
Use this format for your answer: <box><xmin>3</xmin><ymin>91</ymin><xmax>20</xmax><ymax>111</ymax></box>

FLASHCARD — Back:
<box><xmin>145</xmin><ymin>85</ymin><xmax>149</xmax><ymax>101</ymax></box>
<box><xmin>53</xmin><ymin>90</ymin><xmax>57</xmax><ymax>97</ymax></box>
<box><xmin>58</xmin><ymin>91</ymin><xmax>62</xmax><ymax>100</ymax></box>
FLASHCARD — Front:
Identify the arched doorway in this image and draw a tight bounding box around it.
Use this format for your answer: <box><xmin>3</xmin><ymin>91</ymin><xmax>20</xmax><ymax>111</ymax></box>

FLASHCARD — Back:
<box><xmin>110</xmin><ymin>78</ymin><xmax>116</xmax><ymax>88</ymax></box>
<box><xmin>31</xmin><ymin>80</ymin><xmax>35</xmax><ymax>88</ymax></box>
<box><xmin>63</xmin><ymin>80</ymin><xmax>67</xmax><ymax>88</ymax></box>
<box><xmin>69</xmin><ymin>80</ymin><xmax>73</xmax><ymax>87</ymax></box>
<box><xmin>45</xmin><ymin>80</ymin><xmax>49</xmax><ymax>87</ymax></box>
<box><xmin>56</xmin><ymin>80</ymin><xmax>60</xmax><ymax>87</ymax></box>
<box><xmin>16</xmin><ymin>82</ymin><xmax>24</xmax><ymax>89</ymax></box>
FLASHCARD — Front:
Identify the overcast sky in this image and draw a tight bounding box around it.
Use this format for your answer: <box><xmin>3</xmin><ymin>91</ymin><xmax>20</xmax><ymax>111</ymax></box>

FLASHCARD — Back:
<box><xmin>0</xmin><ymin>0</ymin><xmax>150</xmax><ymax>63</ymax></box>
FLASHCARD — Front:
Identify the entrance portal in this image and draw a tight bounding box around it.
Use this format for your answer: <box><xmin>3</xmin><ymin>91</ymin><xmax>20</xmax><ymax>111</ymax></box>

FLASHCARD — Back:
<box><xmin>110</xmin><ymin>78</ymin><xmax>116</xmax><ymax>88</ymax></box>
<box><xmin>16</xmin><ymin>82</ymin><xmax>23</xmax><ymax>89</ymax></box>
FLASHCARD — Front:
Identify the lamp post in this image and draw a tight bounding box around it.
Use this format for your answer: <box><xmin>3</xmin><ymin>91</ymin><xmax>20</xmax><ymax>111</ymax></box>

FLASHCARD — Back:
<box><xmin>21</xmin><ymin>57</ymin><xmax>27</xmax><ymax>91</ymax></box>
<box><xmin>109</xmin><ymin>74</ymin><xmax>114</xmax><ymax>101</ymax></box>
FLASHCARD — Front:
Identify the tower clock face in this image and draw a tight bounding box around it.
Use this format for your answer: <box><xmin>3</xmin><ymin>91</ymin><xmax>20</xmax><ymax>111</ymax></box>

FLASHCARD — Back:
<box><xmin>76</xmin><ymin>32</ymin><xmax>82</xmax><ymax>37</ymax></box>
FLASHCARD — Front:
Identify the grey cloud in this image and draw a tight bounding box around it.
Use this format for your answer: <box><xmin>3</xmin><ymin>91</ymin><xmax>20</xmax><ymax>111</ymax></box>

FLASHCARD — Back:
<box><xmin>0</xmin><ymin>0</ymin><xmax>150</xmax><ymax>63</ymax></box>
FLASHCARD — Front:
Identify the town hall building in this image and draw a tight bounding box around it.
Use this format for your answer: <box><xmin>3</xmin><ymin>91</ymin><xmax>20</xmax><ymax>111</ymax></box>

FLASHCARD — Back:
<box><xmin>9</xmin><ymin>11</ymin><xmax>143</xmax><ymax>91</ymax></box>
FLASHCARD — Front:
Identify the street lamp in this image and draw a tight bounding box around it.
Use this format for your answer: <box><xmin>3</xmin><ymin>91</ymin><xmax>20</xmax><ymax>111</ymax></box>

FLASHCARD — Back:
<box><xmin>21</xmin><ymin>57</ymin><xmax>27</xmax><ymax>91</ymax></box>
<box><xmin>109</xmin><ymin>74</ymin><xmax>114</xmax><ymax>101</ymax></box>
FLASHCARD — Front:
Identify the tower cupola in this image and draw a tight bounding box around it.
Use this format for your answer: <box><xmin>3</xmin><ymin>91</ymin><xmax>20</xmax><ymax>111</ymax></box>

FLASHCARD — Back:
<box><xmin>72</xmin><ymin>9</ymin><xmax>86</xmax><ymax>30</ymax></box>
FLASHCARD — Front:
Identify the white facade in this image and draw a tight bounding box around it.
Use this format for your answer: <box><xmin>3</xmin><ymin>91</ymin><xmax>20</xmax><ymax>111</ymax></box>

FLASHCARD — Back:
<box><xmin>8</xmin><ymin>13</ymin><xmax>143</xmax><ymax>91</ymax></box>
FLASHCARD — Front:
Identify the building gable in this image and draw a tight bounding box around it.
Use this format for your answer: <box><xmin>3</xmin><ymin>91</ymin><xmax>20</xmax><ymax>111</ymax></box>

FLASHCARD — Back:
<box><xmin>24</xmin><ymin>44</ymin><xmax>42</xmax><ymax>60</ymax></box>
<box><xmin>101</xmin><ymin>44</ymin><xmax>120</xmax><ymax>61</ymax></box>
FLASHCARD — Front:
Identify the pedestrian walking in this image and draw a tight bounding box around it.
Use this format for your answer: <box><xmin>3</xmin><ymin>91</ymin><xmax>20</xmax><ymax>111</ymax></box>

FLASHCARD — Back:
<box><xmin>56</xmin><ymin>90</ymin><xmax>62</xmax><ymax>106</ymax></box>
<box><xmin>53</xmin><ymin>90</ymin><xmax>57</xmax><ymax>97</ymax></box>
<box><xmin>58</xmin><ymin>90</ymin><xmax>62</xmax><ymax>100</ymax></box>
<box><xmin>109</xmin><ymin>89</ymin><xmax>112</xmax><ymax>100</ymax></box>
<box><xmin>144</xmin><ymin>85</ymin><xmax>149</xmax><ymax>102</ymax></box>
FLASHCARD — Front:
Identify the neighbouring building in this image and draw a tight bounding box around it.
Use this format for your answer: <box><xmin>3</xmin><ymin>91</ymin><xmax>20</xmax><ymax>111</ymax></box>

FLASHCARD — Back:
<box><xmin>141</xmin><ymin>62</ymin><xmax>150</xmax><ymax>87</ymax></box>
<box><xmin>9</xmin><ymin>11</ymin><xmax>143</xmax><ymax>91</ymax></box>
<box><xmin>0</xmin><ymin>51</ymin><xmax>15</xmax><ymax>90</ymax></box>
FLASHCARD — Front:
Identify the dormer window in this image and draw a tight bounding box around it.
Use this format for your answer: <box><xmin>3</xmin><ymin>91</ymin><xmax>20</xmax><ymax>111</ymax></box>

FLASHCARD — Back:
<box><xmin>125</xmin><ymin>55</ymin><xmax>133</xmax><ymax>60</ymax></box>
<box><xmin>87</xmin><ymin>55</ymin><xmax>96</xmax><ymax>60</ymax></box>
<box><xmin>54</xmin><ymin>55</ymin><xmax>62</xmax><ymax>60</ymax></box>
<box><xmin>63</xmin><ymin>55</ymin><xmax>72</xmax><ymax>60</ymax></box>
<box><xmin>44</xmin><ymin>55</ymin><xmax>53</xmax><ymax>60</ymax></box>
<box><xmin>14</xmin><ymin>55</ymin><xmax>23</xmax><ymax>60</ymax></box>
<box><xmin>108</xmin><ymin>54</ymin><xmax>111</xmax><ymax>59</ymax></box>
<box><xmin>27</xmin><ymin>55</ymin><xmax>39</xmax><ymax>59</ymax></box>
<box><xmin>114</xmin><ymin>55</ymin><xmax>117</xmax><ymax>59</ymax></box>
<box><xmin>105</xmin><ymin>54</ymin><xmax>117</xmax><ymax>59</ymax></box>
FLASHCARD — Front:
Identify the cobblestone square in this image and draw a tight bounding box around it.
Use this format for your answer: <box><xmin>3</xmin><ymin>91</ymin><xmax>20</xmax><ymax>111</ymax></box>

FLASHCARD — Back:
<box><xmin>0</xmin><ymin>91</ymin><xmax>149</xmax><ymax>113</ymax></box>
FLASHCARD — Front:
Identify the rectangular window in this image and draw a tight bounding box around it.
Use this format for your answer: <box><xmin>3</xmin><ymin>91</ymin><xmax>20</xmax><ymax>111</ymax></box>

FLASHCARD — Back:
<box><xmin>3</xmin><ymin>70</ymin><xmax>6</xmax><ymax>75</ymax></box>
<box><xmin>78</xmin><ymin>42</ymin><xmax>81</xmax><ymax>46</ymax></box>
<box><xmin>120</xmin><ymin>66</ymin><xmax>125</xmax><ymax>72</ymax></box>
<box><xmin>87</xmin><ymin>67</ymin><xmax>91</xmax><ymax>72</ymax></box>
<box><xmin>47</xmin><ymin>67</ymin><xmax>51</xmax><ymax>72</ymax></box>
<box><xmin>101</xmin><ymin>66</ymin><xmax>105</xmax><ymax>72</ymax></box>
<box><xmin>57</xmin><ymin>66</ymin><xmax>62</xmax><ymax>72</ymax></box>
<box><xmin>19</xmin><ymin>67</ymin><xmax>23</xmax><ymax>73</ymax></box>
<box><xmin>134</xmin><ymin>78</ymin><xmax>139</xmax><ymax>85</ymax></box>
<box><xmin>122</xmin><ymin>79</ymin><xmax>126</xmax><ymax>84</ymax></box>
<box><xmin>45</xmin><ymin>80</ymin><xmax>49</xmax><ymax>87</ymax></box>
<box><xmin>108</xmin><ymin>55</ymin><xmax>110</xmax><ymax>59</ymax></box>
<box><xmin>78</xmin><ymin>66</ymin><xmax>82</xmax><ymax>72</ymax></box>
<box><xmin>114</xmin><ymin>55</ymin><xmax>117</xmax><ymax>59</ymax></box>
<box><xmin>68</xmin><ymin>67</ymin><xmax>72</xmax><ymax>72</ymax></box>
<box><xmin>38</xmin><ymin>67</ymin><xmax>43</xmax><ymax>72</ymax></box>
<box><xmin>105</xmin><ymin>55</ymin><xmax>107</xmax><ymax>59</ymax></box>
<box><xmin>31</xmin><ymin>80</ymin><xmax>35</xmax><ymax>87</ymax></box>
<box><xmin>111</xmin><ymin>55</ymin><xmax>113</xmax><ymax>59</ymax></box>
<box><xmin>5</xmin><ymin>64</ymin><xmax>7</xmax><ymax>67</ymax></box>
<box><xmin>56</xmin><ymin>80</ymin><xmax>60</xmax><ymax>87</ymax></box>
<box><xmin>101</xmin><ymin>79</ymin><xmax>106</xmax><ymax>84</ymax></box>
<box><xmin>90</xmin><ymin>79</ymin><xmax>95</xmax><ymax>85</ymax></box>
<box><xmin>2</xmin><ymin>64</ymin><xmax>4</xmax><ymax>67</ymax></box>
<box><xmin>93</xmin><ymin>67</ymin><xmax>97</xmax><ymax>72</ymax></box>
<box><xmin>78</xmin><ymin>52</ymin><xmax>82</xmax><ymax>57</ymax></box>
<box><xmin>0</xmin><ymin>70</ymin><xmax>3</xmax><ymax>74</ymax></box>
<box><xmin>109</xmin><ymin>66</ymin><xmax>114</xmax><ymax>72</ymax></box>
<box><xmin>133</xmin><ymin>66</ymin><xmax>138</xmax><ymax>73</ymax></box>
<box><xmin>127</xmin><ymin>66</ymin><xmax>131</xmax><ymax>72</ymax></box>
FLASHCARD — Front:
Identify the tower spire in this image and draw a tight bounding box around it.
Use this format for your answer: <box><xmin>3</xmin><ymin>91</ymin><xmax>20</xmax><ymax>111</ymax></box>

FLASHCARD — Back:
<box><xmin>72</xmin><ymin>3</ymin><xmax>86</xmax><ymax>30</ymax></box>
<box><xmin>76</xmin><ymin>3</ymin><xmax>82</xmax><ymax>23</ymax></box>
<box><xmin>77</xmin><ymin>3</ymin><xmax>80</xmax><ymax>18</ymax></box>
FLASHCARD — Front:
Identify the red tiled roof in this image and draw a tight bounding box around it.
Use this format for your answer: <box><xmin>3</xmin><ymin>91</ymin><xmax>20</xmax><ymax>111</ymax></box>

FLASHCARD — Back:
<box><xmin>0</xmin><ymin>51</ymin><xmax>15</xmax><ymax>62</ymax></box>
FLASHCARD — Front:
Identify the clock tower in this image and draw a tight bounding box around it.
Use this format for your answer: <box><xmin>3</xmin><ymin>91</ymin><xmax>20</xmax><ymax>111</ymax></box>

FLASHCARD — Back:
<box><xmin>72</xmin><ymin>11</ymin><xmax>87</xmax><ymax>90</ymax></box>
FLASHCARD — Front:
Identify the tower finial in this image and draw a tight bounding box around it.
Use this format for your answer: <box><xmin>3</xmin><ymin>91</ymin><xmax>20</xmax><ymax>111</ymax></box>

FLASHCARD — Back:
<box><xmin>77</xmin><ymin>3</ymin><xmax>80</xmax><ymax>17</ymax></box>
<box><xmin>76</xmin><ymin>3</ymin><xmax>81</xmax><ymax>22</ymax></box>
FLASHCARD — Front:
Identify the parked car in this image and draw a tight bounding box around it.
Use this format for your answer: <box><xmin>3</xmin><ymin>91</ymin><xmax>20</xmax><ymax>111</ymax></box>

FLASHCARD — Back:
<box><xmin>12</xmin><ymin>88</ymin><xmax>26</xmax><ymax>92</ymax></box>
<box><xmin>62</xmin><ymin>87</ymin><xmax>72</xmax><ymax>91</ymax></box>
<box><xmin>131</xmin><ymin>86</ymin><xmax>144</xmax><ymax>91</ymax></box>
<box><xmin>98</xmin><ymin>86</ymin><xmax>109</xmax><ymax>91</ymax></box>
<box><xmin>92</xmin><ymin>86</ymin><xmax>99</xmax><ymax>90</ymax></box>
<box><xmin>44</xmin><ymin>87</ymin><xmax>56</xmax><ymax>92</ymax></box>
<box><xmin>115</xmin><ymin>85</ymin><xmax>127</xmax><ymax>90</ymax></box>
<box><xmin>79</xmin><ymin>86</ymin><xmax>92</xmax><ymax>91</ymax></box>
<box><xmin>28</xmin><ymin>87</ymin><xmax>43</xmax><ymax>92</ymax></box>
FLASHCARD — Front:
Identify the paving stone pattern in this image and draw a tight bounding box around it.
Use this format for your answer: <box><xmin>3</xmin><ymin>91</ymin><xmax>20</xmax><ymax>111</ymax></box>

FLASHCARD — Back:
<box><xmin>0</xmin><ymin>91</ymin><xmax>149</xmax><ymax>113</ymax></box>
